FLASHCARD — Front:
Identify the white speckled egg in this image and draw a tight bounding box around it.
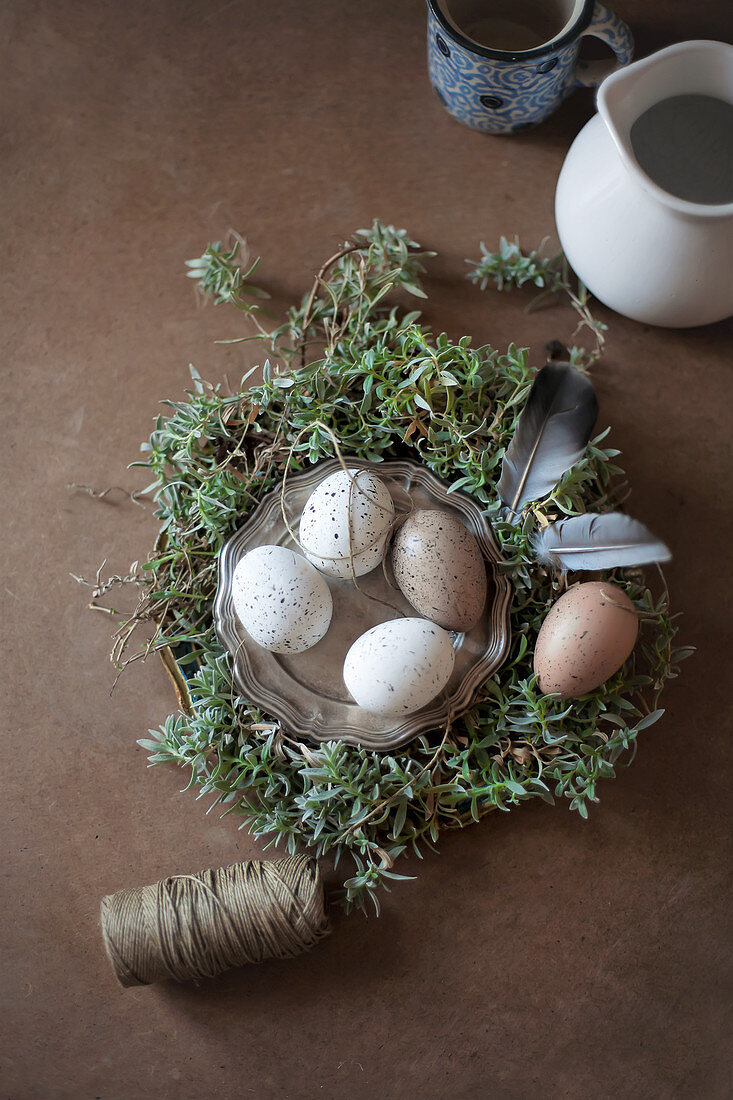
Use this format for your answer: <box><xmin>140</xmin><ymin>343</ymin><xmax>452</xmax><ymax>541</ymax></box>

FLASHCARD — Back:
<box><xmin>391</xmin><ymin>509</ymin><xmax>488</xmax><ymax>632</ymax></box>
<box><xmin>299</xmin><ymin>467</ymin><xmax>395</xmax><ymax>579</ymax></box>
<box><xmin>534</xmin><ymin>581</ymin><xmax>639</xmax><ymax>699</ymax></box>
<box><xmin>232</xmin><ymin>545</ymin><xmax>333</xmax><ymax>653</ymax></box>
<box><xmin>343</xmin><ymin>617</ymin><xmax>455</xmax><ymax>717</ymax></box>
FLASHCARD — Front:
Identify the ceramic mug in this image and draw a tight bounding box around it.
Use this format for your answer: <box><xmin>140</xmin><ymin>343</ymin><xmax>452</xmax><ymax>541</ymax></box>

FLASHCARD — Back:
<box><xmin>426</xmin><ymin>0</ymin><xmax>634</xmax><ymax>133</ymax></box>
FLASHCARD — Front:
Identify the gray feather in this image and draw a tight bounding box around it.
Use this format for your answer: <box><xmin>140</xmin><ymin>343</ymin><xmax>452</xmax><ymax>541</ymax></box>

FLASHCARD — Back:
<box><xmin>497</xmin><ymin>363</ymin><xmax>598</xmax><ymax>515</ymax></box>
<box><xmin>532</xmin><ymin>513</ymin><xmax>672</xmax><ymax>571</ymax></box>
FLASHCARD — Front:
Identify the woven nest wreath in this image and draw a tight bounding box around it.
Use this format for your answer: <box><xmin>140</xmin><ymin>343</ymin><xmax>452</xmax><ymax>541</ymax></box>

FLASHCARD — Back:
<box><xmin>88</xmin><ymin>222</ymin><xmax>688</xmax><ymax>913</ymax></box>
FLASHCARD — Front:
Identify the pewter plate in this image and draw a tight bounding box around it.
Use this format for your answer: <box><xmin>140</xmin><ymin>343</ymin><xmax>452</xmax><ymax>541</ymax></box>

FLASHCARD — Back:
<box><xmin>213</xmin><ymin>458</ymin><xmax>512</xmax><ymax>750</ymax></box>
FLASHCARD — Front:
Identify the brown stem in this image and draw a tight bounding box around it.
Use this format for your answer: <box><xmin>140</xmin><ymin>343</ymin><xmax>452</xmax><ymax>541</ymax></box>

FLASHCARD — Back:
<box><xmin>299</xmin><ymin>242</ymin><xmax>362</xmax><ymax>367</ymax></box>
<box><xmin>340</xmin><ymin>723</ymin><xmax>452</xmax><ymax>841</ymax></box>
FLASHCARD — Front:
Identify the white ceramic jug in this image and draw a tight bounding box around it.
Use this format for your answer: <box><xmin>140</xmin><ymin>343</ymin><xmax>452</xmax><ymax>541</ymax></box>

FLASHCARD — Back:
<box><xmin>556</xmin><ymin>40</ymin><xmax>733</xmax><ymax>327</ymax></box>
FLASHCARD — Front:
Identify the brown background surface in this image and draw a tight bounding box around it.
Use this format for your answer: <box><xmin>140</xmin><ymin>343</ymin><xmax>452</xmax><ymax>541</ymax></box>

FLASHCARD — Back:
<box><xmin>2</xmin><ymin>2</ymin><xmax>732</xmax><ymax>1097</ymax></box>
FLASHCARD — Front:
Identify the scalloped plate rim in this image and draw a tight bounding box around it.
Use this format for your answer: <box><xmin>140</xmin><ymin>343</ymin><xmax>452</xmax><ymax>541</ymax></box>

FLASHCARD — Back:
<box><xmin>213</xmin><ymin>457</ymin><xmax>512</xmax><ymax>750</ymax></box>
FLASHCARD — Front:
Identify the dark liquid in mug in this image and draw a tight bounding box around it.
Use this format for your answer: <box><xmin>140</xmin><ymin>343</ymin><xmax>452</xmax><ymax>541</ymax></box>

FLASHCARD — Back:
<box><xmin>464</xmin><ymin>14</ymin><xmax>557</xmax><ymax>51</ymax></box>
<box><xmin>630</xmin><ymin>94</ymin><xmax>733</xmax><ymax>205</ymax></box>
<box><xmin>447</xmin><ymin>0</ymin><xmax>564</xmax><ymax>52</ymax></box>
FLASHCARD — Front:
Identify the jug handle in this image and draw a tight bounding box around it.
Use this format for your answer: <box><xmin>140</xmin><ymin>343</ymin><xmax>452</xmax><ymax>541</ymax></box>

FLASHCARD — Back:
<box><xmin>572</xmin><ymin>2</ymin><xmax>634</xmax><ymax>87</ymax></box>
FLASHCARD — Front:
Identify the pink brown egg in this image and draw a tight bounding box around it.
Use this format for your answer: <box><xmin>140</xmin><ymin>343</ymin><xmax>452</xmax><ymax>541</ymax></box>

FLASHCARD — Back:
<box><xmin>533</xmin><ymin>580</ymin><xmax>639</xmax><ymax>699</ymax></box>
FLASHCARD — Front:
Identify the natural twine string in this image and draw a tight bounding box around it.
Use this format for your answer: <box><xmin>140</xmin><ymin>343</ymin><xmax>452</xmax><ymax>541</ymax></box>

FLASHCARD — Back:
<box><xmin>279</xmin><ymin>419</ymin><xmax>415</xmax><ymax>610</ymax></box>
<box><xmin>100</xmin><ymin>855</ymin><xmax>330</xmax><ymax>988</ymax></box>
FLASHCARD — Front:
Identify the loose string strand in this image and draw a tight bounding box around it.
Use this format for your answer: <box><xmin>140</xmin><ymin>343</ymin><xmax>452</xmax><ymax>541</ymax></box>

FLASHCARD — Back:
<box><xmin>278</xmin><ymin>420</ymin><xmax>413</xmax><ymax>615</ymax></box>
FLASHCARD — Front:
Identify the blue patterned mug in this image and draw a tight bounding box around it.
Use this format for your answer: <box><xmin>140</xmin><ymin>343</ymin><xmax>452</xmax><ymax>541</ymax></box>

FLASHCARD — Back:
<box><xmin>426</xmin><ymin>0</ymin><xmax>634</xmax><ymax>133</ymax></box>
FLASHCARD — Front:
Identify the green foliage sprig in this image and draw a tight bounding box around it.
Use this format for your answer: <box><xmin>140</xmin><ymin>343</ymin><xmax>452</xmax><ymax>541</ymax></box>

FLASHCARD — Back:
<box><xmin>467</xmin><ymin>235</ymin><xmax>566</xmax><ymax>293</ymax></box>
<box><xmin>467</xmin><ymin>235</ymin><xmax>608</xmax><ymax>363</ymax></box>
<box><xmin>185</xmin><ymin>237</ymin><xmax>270</xmax><ymax>312</ymax></box>
<box><xmin>97</xmin><ymin>222</ymin><xmax>687</xmax><ymax>913</ymax></box>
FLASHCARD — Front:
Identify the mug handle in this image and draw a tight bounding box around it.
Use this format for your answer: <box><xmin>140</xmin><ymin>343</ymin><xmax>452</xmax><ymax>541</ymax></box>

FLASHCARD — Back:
<box><xmin>573</xmin><ymin>2</ymin><xmax>634</xmax><ymax>87</ymax></box>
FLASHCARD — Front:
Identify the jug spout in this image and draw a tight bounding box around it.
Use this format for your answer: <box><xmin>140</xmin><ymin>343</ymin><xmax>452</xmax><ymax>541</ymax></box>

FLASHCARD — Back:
<box><xmin>597</xmin><ymin>40</ymin><xmax>733</xmax><ymax>214</ymax></box>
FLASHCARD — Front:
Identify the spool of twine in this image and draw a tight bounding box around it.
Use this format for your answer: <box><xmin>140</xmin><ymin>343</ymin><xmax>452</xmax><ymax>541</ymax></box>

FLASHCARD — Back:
<box><xmin>100</xmin><ymin>855</ymin><xmax>329</xmax><ymax>987</ymax></box>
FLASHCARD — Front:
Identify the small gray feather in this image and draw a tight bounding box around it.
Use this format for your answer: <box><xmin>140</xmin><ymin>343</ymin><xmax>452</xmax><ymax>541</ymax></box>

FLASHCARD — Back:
<box><xmin>532</xmin><ymin>513</ymin><xmax>672</xmax><ymax>571</ymax></box>
<box><xmin>497</xmin><ymin>363</ymin><xmax>598</xmax><ymax>515</ymax></box>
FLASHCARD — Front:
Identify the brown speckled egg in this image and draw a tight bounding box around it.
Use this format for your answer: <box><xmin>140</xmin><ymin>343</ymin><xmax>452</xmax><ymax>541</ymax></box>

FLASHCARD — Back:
<box><xmin>390</xmin><ymin>509</ymin><xmax>488</xmax><ymax>632</ymax></box>
<box><xmin>534</xmin><ymin>581</ymin><xmax>639</xmax><ymax>699</ymax></box>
